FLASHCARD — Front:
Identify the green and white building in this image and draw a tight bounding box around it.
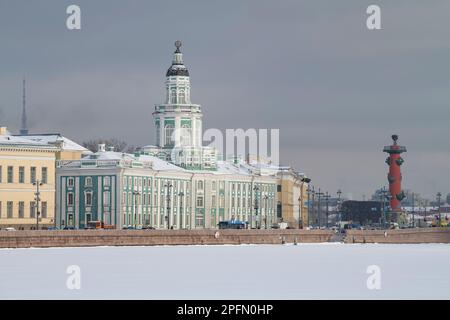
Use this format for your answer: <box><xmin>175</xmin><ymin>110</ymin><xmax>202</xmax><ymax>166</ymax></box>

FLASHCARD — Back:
<box><xmin>55</xmin><ymin>42</ymin><xmax>280</xmax><ymax>229</ymax></box>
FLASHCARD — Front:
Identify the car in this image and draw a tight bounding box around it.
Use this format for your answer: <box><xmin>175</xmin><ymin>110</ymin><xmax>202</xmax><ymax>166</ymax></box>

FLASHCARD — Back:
<box><xmin>47</xmin><ymin>227</ymin><xmax>59</xmax><ymax>230</ymax></box>
<box><xmin>63</xmin><ymin>226</ymin><xmax>76</xmax><ymax>230</ymax></box>
<box><xmin>4</xmin><ymin>227</ymin><xmax>16</xmax><ymax>231</ymax></box>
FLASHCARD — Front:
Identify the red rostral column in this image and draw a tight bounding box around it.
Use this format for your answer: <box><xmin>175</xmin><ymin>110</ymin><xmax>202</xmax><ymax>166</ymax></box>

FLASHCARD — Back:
<box><xmin>383</xmin><ymin>135</ymin><xmax>407</xmax><ymax>211</ymax></box>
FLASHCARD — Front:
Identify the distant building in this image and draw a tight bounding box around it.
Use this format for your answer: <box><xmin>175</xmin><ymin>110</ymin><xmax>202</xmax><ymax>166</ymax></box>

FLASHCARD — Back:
<box><xmin>340</xmin><ymin>200</ymin><xmax>381</xmax><ymax>225</ymax></box>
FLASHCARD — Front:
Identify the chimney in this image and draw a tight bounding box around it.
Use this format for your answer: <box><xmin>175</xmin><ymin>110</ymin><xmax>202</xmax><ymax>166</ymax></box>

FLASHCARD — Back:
<box><xmin>98</xmin><ymin>144</ymin><xmax>106</xmax><ymax>152</ymax></box>
<box><xmin>108</xmin><ymin>146</ymin><xmax>115</xmax><ymax>152</ymax></box>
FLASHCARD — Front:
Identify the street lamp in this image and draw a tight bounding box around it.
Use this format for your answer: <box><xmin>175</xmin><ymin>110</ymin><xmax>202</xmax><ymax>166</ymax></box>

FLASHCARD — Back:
<box><xmin>165</xmin><ymin>181</ymin><xmax>173</xmax><ymax>229</ymax></box>
<box><xmin>253</xmin><ymin>186</ymin><xmax>260</xmax><ymax>229</ymax></box>
<box><xmin>299</xmin><ymin>177</ymin><xmax>311</xmax><ymax>229</ymax></box>
<box><xmin>33</xmin><ymin>180</ymin><xmax>43</xmax><ymax>230</ymax></box>
<box><xmin>178</xmin><ymin>191</ymin><xmax>184</xmax><ymax>229</ymax></box>
<box><xmin>437</xmin><ymin>192</ymin><xmax>442</xmax><ymax>227</ymax></box>
<box><xmin>337</xmin><ymin>189</ymin><xmax>342</xmax><ymax>228</ymax></box>
<box><xmin>132</xmin><ymin>190</ymin><xmax>141</xmax><ymax>228</ymax></box>
<box><xmin>315</xmin><ymin>188</ymin><xmax>324</xmax><ymax>228</ymax></box>
<box><xmin>263</xmin><ymin>194</ymin><xmax>269</xmax><ymax>229</ymax></box>
<box><xmin>323</xmin><ymin>192</ymin><xmax>331</xmax><ymax>228</ymax></box>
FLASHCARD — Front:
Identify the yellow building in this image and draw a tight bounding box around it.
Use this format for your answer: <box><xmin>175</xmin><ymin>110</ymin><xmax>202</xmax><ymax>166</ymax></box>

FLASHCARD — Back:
<box><xmin>276</xmin><ymin>168</ymin><xmax>309</xmax><ymax>228</ymax></box>
<box><xmin>0</xmin><ymin>127</ymin><xmax>58</xmax><ymax>230</ymax></box>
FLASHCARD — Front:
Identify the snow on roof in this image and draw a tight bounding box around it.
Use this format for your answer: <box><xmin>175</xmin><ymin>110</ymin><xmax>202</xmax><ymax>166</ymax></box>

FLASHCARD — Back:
<box><xmin>83</xmin><ymin>151</ymin><xmax>185</xmax><ymax>171</ymax></box>
<box><xmin>0</xmin><ymin>134</ymin><xmax>54</xmax><ymax>148</ymax></box>
<box><xmin>15</xmin><ymin>134</ymin><xmax>90</xmax><ymax>152</ymax></box>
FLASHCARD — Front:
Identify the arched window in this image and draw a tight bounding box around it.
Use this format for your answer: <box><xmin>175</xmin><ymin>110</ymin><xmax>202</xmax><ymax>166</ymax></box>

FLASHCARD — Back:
<box><xmin>171</xmin><ymin>89</ymin><xmax>177</xmax><ymax>104</ymax></box>
<box><xmin>181</xmin><ymin>124</ymin><xmax>191</xmax><ymax>146</ymax></box>
<box><xmin>178</xmin><ymin>90</ymin><xmax>185</xmax><ymax>104</ymax></box>
<box><xmin>165</xmin><ymin>124</ymin><xmax>174</xmax><ymax>146</ymax></box>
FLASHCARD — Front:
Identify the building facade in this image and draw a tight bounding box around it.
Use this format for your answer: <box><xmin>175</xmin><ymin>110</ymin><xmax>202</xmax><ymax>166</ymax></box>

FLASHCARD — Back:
<box><xmin>0</xmin><ymin>127</ymin><xmax>58</xmax><ymax>229</ymax></box>
<box><xmin>56</xmin><ymin>147</ymin><xmax>277</xmax><ymax>229</ymax></box>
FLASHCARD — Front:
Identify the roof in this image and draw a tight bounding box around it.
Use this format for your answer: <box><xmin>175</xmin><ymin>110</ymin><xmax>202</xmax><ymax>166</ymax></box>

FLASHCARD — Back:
<box><xmin>15</xmin><ymin>134</ymin><xmax>90</xmax><ymax>152</ymax></box>
<box><xmin>83</xmin><ymin>151</ymin><xmax>184</xmax><ymax>171</ymax></box>
<box><xmin>0</xmin><ymin>134</ymin><xmax>51</xmax><ymax>147</ymax></box>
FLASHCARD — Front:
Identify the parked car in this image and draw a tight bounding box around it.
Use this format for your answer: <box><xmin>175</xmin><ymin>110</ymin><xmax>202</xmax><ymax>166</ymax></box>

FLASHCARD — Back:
<box><xmin>63</xmin><ymin>226</ymin><xmax>76</xmax><ymax>230</ymax></box>
<box><xmin>47</xmin><ymin>227</ymin><xmax>59</xmax><ymax>231</ymax></box>
<box><xmin>4</xmin><ymin>227</ymin><xmax>16</xmax><ymax>231</ymax></box>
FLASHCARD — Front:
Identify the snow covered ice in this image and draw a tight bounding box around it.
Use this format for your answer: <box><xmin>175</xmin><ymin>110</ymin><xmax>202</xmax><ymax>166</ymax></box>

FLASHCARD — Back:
<box><xmin>0</xmin><ymin>243</ymin><xmax>449</xmax><ymax>299</ymax></box>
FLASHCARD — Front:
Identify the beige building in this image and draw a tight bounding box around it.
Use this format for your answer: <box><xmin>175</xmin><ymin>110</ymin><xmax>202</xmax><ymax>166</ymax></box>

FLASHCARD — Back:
<box><xmin>277</xmin><ymin>168</ymin><xmax>310</xmax><ymax>228</ymax></box>
<box><xmin>0</xmin><ymin>127</ymin><xmax>58</xmax><ymax>229</ymax></box>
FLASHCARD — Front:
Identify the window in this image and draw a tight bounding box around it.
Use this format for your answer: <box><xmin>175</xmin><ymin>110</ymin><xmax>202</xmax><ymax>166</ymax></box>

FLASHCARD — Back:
<box><xmin>103</xmin><ymin>192</ymin><xmax>110</xmax><ymax>206</ymax></box>
<box><xmin>219</xmin><ymin>196</ymin><xmax>225</xmax><ymax>208</ymax></box>
<box><xmin>212</xmin><ymin>181</ymin><xmax>216</xmax><ymax>191</ymax></box>
<box><xmin>68</xmin><ymin>214</ymin><xmax>74</xmax><ymax>226</ymax></box>
<box><xmin>197</xmin><ymin>180</ymin><xmax>203</xmax><ymax>190</ymax></box>
<box><xmin>212</xmin><ymin>195</ymin><xmax>216</xmax><ymax>207</ymax></box>
<box><xmin>30</xmin><ymin>201</ymin><xmax>36</xmax><ymax>218</ymax></box>
<box><xmin>68</xmin><ymin>193</ymin><xmax>74</xmax><ymax>206</ymax></box>
<box><xmin>68</xmin><ymin>178</ymin><xmax>74</xmax><ymax>187</ymax></box>
<box><xmin>18</xmin><ymin>202</ymin><xmax>24</xmax><ymax>218</ymax></box>
<box><xmin>104</xmin><ymin>176</ymin><xmax>110</xmax><ymax>187</ymax></box>
<box><xmin>85</xmin><ymin>177</ymin><xmax>92</xmax><ymax>187</ymax></box>
<box><xmin>0</xmin><ymin>201</ymin><xmax>2</xmax><ymax>218</ymax></box>
<box><xmin>171</xmin><ymin>89</ymin><xmax>177</xmax><ymax>103</ymax></box>
<box><xmin>7</xmin><ymin>201</ymin><xmax>13</xmax><ymax>218</ymax></box>
<box><xmin>196</xmin><ymin>196</ymin><xmax>204</xmax><ymax>207</ymax></box>
<box><xmin>41</xmin><ymin>167</ymin><xmax>48</xmax><ymax>184</ymax></box>
<box><xmin>164</xmin><ymin>124</ymin><xmax>174</xmax><ymax>146</ymax></box>
<box><xmin>85</xmin><ymin>192</ymin><xmax>93</xmax><ymax>206</ymax></box>
<box><xmin>178</xmin><ymin>90</ymin><xmax>185</xmax><ymax>104</ymax></box>
<box><xmin>277</xmin><ymin>185</ymin><xmax>282</xmax><ymax>192</ymax></box>
<box><xmin>7</xmin><ymin>166</ymin><xmax>13</xmax><ymax>183</ymax></box>
<box><xmin>41</xmin><ymin>202</ymin><xmax>47</xmax><ymax>218</ymax></box>
<box><xmin>19</xmin><ymin>167</ymin><xmax>25</xmax><ymax>183</ymax></box>
<box><xmin>181</xmin><ymin>124</ymin><xmax>191</xmax><ymax>146</ymax></box>
<box><xmin>30</xmin><ymin>167</ymin><xmax>36</xmax><ymax>184</ymax></box>
<box><xmin>0</xmin><ymin>165</ymin><xmax>2</xmax><ymax>182</ymax></box>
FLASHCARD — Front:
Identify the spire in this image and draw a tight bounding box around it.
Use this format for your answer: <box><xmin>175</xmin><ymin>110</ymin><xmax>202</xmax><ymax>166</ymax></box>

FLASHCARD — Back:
<box><xmin>166</xmin><ymin>40</ymin><xmax>189</xmax><ymax>77</ymax></box>
<box><xmin>20</xmin><ymin>77</ymin><xmax>28</xmax><ymax>135</ymax></box>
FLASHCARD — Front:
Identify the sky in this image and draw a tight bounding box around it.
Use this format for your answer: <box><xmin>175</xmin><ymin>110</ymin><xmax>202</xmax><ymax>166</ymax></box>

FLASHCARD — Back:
<box><xmin>0</xmin><ymin>0</ymin><xmax>449</xmax><ymax>200</ymax></box>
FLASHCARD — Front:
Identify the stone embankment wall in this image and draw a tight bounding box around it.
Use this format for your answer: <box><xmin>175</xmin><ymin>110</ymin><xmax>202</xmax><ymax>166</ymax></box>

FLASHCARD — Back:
<box><xmin>345</xmin><ymin>228</ymin><xmax>450</xmax><ymax>244</ymax></box>
<box><xmin>0</xmin><ymin>229</ymin><xmax>334</xmax><ymax>249</ymax></box>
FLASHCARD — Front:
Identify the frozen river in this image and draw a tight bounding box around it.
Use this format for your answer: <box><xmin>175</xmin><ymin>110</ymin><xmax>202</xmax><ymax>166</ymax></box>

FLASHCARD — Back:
<box><xmin>1</xmin><ymin>243</ymin><xmax>449</xmax><ymax>299</ymax></box>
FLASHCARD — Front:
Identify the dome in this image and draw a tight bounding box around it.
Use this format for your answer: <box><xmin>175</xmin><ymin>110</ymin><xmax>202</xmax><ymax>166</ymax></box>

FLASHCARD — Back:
<box><xmin>166</xmin><ymin>40</ymin><xmax>190</xmax><ymax>77</ymax></box>
<box><xmin>166</xmin><ymin>64</ymin><xmax>189</xmax><ymax>77</ymax></box>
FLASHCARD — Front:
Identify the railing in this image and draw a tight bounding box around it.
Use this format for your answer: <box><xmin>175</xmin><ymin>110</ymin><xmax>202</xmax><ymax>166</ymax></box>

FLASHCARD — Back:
<box><xmin>57</xmin><ymin>159</ymin><xmax>153</xmax><ymax>169</ymax></box>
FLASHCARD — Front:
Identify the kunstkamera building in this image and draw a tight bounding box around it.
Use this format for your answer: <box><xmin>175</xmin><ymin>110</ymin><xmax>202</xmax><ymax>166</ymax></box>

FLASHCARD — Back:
<box><xmin>55</xmin><ymin>42</ymin><xmax>308</xmax><ymax>229</ymax></box>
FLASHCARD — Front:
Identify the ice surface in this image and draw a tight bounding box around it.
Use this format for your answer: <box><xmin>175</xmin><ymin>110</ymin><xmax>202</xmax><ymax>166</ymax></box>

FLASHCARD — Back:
<box><xmin>0</xmin><ymin>243</ymin><xmax>449</xmax><ymax>300</ymax></box>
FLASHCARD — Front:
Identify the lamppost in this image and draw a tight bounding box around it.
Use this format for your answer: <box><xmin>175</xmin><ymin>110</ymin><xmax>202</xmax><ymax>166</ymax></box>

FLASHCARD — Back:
<box><xmin>179</xmin><ymin>191</ymin><xmax>184</xmax><ymax>229</ymax></box>
<box><xmin>379</xmin><ymin>186</ymin><xmax>391</xmax><ymax>229</ymax></box>
<box><xmin>437</xmin><ymin>192</ymin><xmax>442</xmax><ymax>227</ymax></box>
<box><xmin>133</xmin><ymin>190</ymin><xmax>141</xmax><ymax>228</ymax></box>
<box><xmin>263</xmin><ymin>194</ymin><xmax>269</xmax><ymax>229</ymax></box>
<box><xmin>300</xmin><ymin>177</ymin><xmax>311</xmax><ymax>229</ymax></box>
<box><xmin>315</xmin><ymin>188</ymin><xmax>323</xmax><ymax>228</ymax></box>
<box><xmin>165</xmin><ymin>181</ymin><xmax>173</xmax><ymax>229</ymax></box>
<box><xmin>411</xmin><ymin>192</ymin><xmax>415</xmax><ymax>228</ymax></box>
<box><xmin>253</xmin><ymin>186</ymin><xmax>260</xmax><ymax>229</ymax></box>
<box><xmin>324</xmin><ymin>191</ymin><xmax>330</xmax><ymax>228</ymax></box>
<box><xmin>33</xmin><ymin>180</ymin><xmax>43</xmax><ymax>230</ymax></box>
<box><xmin>306</xmin><ymin>184</ymin><xmax>313</xmax><ymax>228</ymax></box>
<box><xmin>337</xmin><ymin>189</ymin><xmax>342</xmax><ymax>229</ymax></box>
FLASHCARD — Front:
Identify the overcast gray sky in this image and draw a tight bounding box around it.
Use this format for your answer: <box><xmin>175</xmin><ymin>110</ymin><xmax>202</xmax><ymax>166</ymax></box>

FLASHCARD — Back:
<box><xmin>0</xmin><ymin>0</ymin><xmax>449</xmax><ymax>200</ymax></box>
